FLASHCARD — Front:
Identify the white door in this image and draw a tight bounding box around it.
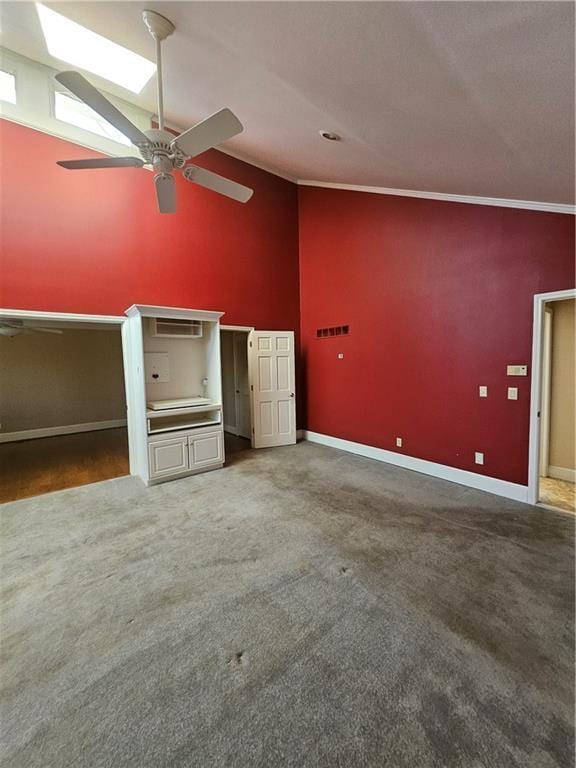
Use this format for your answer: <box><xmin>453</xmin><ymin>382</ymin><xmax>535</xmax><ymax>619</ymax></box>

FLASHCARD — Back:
<box><xmin>249</xmin><ymin>331</ymin><xmax>296</xmax><ymax>448</ymax></box>
<box><xmin>234</xmin><ymin>332</ymin><xmax>251</xmax><ymax>439</ymax></box>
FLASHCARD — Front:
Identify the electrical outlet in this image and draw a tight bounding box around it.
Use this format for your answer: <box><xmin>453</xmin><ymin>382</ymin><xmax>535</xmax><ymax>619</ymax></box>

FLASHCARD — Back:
<box><xmin>507</xmin><ymin>387</ymin><xmax>518</xmax><ymax>400</ymax></box>
<box><xmin>337</xmin><ymin>353</ymin><xmax>344</xmax><ymax>359</ymax></box>
<box><xmin>396</xmin><ymin>437</ymin><xmax>403</xmax><ymax>448</ymax></box>
<box><xmin>475</xmin><ymin>452</ymin><xmax>484</xmax><ymax>465</ymax></box>
<box><xmin>479</xmin><ymin>386</ymin><xmax>488</xmax><ymax>398</ymax></box>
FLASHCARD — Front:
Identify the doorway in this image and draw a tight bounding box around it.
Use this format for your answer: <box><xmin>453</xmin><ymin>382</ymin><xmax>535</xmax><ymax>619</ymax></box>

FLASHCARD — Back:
<box><xmin>529</xmin><ymin>290</ymin><xmax>576</xmax><ymax>513</ymax></box>
<box><xmin>220</xmin><ymin>327</ymin><xmax>252</xmax><ymax>457</ymax></box>
<box><xmin>0</xmin><ymin>310</ymin><xmax>130</xmax><ymax>502</ymax></box>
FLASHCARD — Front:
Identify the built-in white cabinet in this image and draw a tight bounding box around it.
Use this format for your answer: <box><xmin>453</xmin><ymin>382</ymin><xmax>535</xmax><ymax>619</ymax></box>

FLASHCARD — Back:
<box><xmin>124</xmin><ymin>305</ymin><xmax>225</xmax><ymax>485</ymax></box>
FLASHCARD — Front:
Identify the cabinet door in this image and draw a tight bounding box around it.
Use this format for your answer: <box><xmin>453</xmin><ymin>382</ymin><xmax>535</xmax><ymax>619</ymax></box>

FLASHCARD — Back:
<box><xmin>149</xmin><ymin>437</ymin><xmax>189</xmax><ymax>478</ymax></box>
<box><xmin>189</xmin><ymin>431</ymin><xmax>223</xmax><ymax>469</ymax></box>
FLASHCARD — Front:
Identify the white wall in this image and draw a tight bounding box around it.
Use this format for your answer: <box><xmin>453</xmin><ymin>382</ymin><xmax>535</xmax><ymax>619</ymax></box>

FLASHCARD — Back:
<box><xmin>0</xmin><ymin>328</ymin><xmax>126</xmax><ymax>433</ymax></box>
<box><xmin>142</xmin><ymin>319</ymin><xmax>209</xmax><ymax>403</ymax></box>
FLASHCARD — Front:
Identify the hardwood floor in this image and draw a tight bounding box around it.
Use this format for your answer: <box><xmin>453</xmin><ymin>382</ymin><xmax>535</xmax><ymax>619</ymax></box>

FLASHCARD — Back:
<box><xmin>539</xmin><ymin>476</ymin><xmax>576</xmax><ymax>514</ymax></box>
<box><xmin>0</xmin><ymin>428</ymin><xmax>129</xmax><ymax>504</ymax></box>
<box><xmin>224</xmin><ymin>432</ymin><xmax>252</xmax><ymax>457</ymax></box>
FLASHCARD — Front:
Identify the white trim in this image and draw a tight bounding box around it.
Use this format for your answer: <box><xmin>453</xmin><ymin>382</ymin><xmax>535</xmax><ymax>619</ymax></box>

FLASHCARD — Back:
<box><xmin>0</xmin><ymin>419</ymin><xmax>127</xmax><ymax>444</ymax></box>
<box><xmin>539</xmin><ymin>307</ymin><xmax>553</xmax><ymax>476</ymax></box>
<box><xmin>125</xmin><ymin>304</ymin><xmax>223</xmax><ymax>322</ymax></box>
<box><xmin>224</xmin><ymin>424</ymin><xmax>238</xmax><ymax>436</ymax></box>
<box><xmin>296</xmin><ymin>429</ymin><xmax>304</xmax><ymax>441</ymax></box>
<box><xmin>220</xmin><ymin>325</ymin><xmax>254</xmax><ymax>332</ymax></box>
<box><xmin>303</xmin><ymin>431</ymin><xmax>529</xmax><ymax>503</ymax></box>
<box><xmin>0</xmin><ymin>308</ymin><xmax>124</xmax><ymax>324</ymax></box>
<box><xmin>548</xmin><ymin>466</ymin><xmax>576</xmax><ymax>483</ymax></box>
<box><xmin>298</xmin><ymin>180</ymin><xmax>576</xmax><ymax>215</ymax></box>
<box><xmin>528</xmin><ymin>289</ymin><xmax>576</xmax><ymax>505</ymax></box>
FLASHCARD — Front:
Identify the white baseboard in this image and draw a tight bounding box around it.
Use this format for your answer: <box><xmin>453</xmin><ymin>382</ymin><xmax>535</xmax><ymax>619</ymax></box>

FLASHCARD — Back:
<box><xmin>303</xmin><ymin>431</ymin><xmax>529</xmax><ymax>503</ymax></box>
<box><xmin>296</xmin><ymin>429</ymin><xmax>304</xmax><ymax>441</ymax></box>
<box><xmin>224</xmin><ymin>424</ymin><xmax>238</xmax><ymax>436</ymax></box>
<box><xmin>547</xmin><ymin>466</ymin><xmax>576</xmax><ymax>483</ymax></box>
<box><xmin>0</xmin><ymin>419</ymin><xmax>128</xmax><ymax>444</ymax></box>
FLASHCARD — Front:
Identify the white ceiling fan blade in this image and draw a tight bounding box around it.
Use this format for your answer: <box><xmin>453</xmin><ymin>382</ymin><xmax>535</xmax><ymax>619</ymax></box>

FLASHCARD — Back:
<box><xmin>55</xmin><ymin>71</ymin><xmax>150</xmax><ymax>147</ymax></box>
<box><xmin>154</xmin><ymin>173</ymin><xmax>177</xmax><ymax>213</ymax></box>
<box><xmin>57</xmin><ymin>157</ymin><xmax>145</xmax><ymax>170</ymax></box>
<box><xmin>172</xmin><ymin>108</ymin><xmax>243</xmax><ymax>159</ymax></box>
<box><xmin>183</xmin><ymin>166</ymin><xmax>253</xmax><ymax>203</ymax></box>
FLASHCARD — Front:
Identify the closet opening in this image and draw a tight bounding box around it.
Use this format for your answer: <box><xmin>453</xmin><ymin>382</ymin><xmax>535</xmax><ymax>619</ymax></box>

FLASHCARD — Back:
<box><xmin>220</xmin><ymin>327</ymin><xmax>253</xmax><ymax>458</ymax></box>
<box><xmin>536</xmin><ymin>297</ymin><xmax>575</xmax><ymax>513</ymax></box>
<box><xmin>0</xmin><ymin>313</ymin><xmax>129</xmax><ymax>502</ymax></box>
<box><xmin>529</xmin><ymin>289</ymin><xmax>576</xmax><ymax>514</ymax></box>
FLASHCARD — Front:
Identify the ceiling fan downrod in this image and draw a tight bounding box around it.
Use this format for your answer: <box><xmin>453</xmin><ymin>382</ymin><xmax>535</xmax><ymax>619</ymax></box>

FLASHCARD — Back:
<box><xmin>142</xmin><ymin>10</ymin><xmax>175</xmax><ymax>131</ymax></box>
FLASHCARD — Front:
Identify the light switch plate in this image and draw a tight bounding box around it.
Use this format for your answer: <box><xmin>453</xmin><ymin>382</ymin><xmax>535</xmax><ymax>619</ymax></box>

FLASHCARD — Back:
<box><xmin>475</xmin><ymin>452</ymin><xmax>484</xmax><ymax>465</ymax></box>
<box><xmin>507</xmin><ymin>365</ymin><xmax>527</xmax><ymax>376</ymax></box>
<box><xmin>508</xmin><ymin>387</ymin><xmax>518</xmax><ymax>400</ymax></box>
<box><xmin>479</xmin><ymin>386</ymin><xmax>488</xmax><ymax>398</ymax></box>
<box><xmin>396</xmin><ymin>437</ymin><xmax>402</xmax><ymax>448</ymax></box>
<box><xmin>337</xmin><ymin>353</ymin><xmax>344</xmax><ymax>359</ymax></box>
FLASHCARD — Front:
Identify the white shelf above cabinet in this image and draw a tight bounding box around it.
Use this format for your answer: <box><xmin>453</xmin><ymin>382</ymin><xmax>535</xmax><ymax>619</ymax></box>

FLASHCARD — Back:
<box><xmin>147</xmin><ymin>405</ymin><xmax>222</xmax><ymax>435</ymax></box>
<box><xmin>146</xmin><ymin>403</ymin><xmax>222</xmax><ymax>419</ymax></box>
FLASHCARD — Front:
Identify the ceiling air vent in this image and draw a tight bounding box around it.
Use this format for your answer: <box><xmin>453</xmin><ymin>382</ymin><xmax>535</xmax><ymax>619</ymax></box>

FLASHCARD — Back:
<box><xmin>316</xmin><ymin>325</ymin><xmax>349</xmax><ymax>339</ymax></box>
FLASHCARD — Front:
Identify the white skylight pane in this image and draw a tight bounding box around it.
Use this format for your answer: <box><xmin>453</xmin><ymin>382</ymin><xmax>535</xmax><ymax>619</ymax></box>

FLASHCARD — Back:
<box><xmin>0</xmin><ymin>70</ymin><xmax>16</xmax><ymax>104</ymax></box>
<box><xmin>54</xmin><ymin>91</ymin><xmax>131</xmax><ymax>146</ymax></box>
<box><xmin>36</xmin><ymin>3</ymin><xmax>155</xmax><ymax>94</ymax></box>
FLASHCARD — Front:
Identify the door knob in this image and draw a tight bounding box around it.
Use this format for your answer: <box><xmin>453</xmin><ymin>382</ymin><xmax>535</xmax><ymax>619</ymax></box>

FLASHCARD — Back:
<box><xmin>290</xmin><ymin>392</ymin><xmax>295</xmax><ymax>398</ymax></box>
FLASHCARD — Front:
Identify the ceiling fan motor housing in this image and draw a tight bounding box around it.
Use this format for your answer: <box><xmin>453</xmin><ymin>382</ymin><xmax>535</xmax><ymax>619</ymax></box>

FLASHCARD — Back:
<box><xmin>140</xmin><ymin>129</ymin><xmax>186</xmax><ymax>169</ymax></box>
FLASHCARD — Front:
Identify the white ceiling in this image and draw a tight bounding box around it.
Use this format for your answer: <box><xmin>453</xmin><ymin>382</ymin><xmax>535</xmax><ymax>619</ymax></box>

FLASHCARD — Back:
<box><xmin>2</xmin><ymin>1</ymin><xmax>574</xmax><ymax>203</ymax></box>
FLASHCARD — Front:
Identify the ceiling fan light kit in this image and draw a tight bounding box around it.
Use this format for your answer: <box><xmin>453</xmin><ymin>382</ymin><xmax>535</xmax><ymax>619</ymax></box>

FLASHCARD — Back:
<box><xmin>54</xmin><ymin>9</ymin><xmax>253</xmax><ymax>213</ymax></box>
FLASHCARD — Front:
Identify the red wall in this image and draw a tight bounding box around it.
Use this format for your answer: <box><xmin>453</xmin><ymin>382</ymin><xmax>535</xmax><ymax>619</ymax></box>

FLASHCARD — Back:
<box><xmin>299</xmin><ymin>187</ymin><xmax>575</xmax><ymax>485</ymax></box>
<box><xmin>0</xmin><ymin>119</ymin><xmax>300</xmax><ymax>332</ymax></box>
<box><xmin>3</xmin><ymin>120</ymin><xmax>574</xmax><ymax>484</ymax></box>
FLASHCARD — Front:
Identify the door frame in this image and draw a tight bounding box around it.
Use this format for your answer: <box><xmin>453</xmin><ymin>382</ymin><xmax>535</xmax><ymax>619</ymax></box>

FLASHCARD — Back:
<box><xmin>0</xmin><ymin>307</ymin><xmax>136</xmax><ymax>475</ymax></box>
<box><xmin>220</xmin><ymin>325</ymin><xmax>254</xmax><ymax>444</ymax></box>
<box><xmin>527</xmin><ymin>289</ymin><xmax>576</xmax><ymax>505</ymax></box>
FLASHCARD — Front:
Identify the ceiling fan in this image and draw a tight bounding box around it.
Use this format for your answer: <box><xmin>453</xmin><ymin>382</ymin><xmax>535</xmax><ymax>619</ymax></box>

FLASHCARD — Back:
<box><xmin>55</xmin><ymin>10</ymin><xmax>253</xmax><ymax>213</ymax></box>
<box><xmin>0</xmin><ymin>320</ymin><xmax>64</xmax><ymax>337</ymax></box>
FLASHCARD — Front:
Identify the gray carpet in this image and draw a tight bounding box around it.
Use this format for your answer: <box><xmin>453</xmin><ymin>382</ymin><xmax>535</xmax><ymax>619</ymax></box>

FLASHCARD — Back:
<box><xmin>0</xmin><ymin>442</ymin><xmax>574</xmax><ymax>767</ymax></box>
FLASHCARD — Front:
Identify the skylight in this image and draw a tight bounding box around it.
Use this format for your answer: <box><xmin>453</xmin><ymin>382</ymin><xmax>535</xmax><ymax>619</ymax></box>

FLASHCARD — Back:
<box><xmin>36</xmin><ymin>4</ymin><xmax>155</xmax><ymax>94</ymax></box>
<box><xmin>0</xmin><ymin>70</ymin><xmax>17</xmax><ymax>104</ymax></box>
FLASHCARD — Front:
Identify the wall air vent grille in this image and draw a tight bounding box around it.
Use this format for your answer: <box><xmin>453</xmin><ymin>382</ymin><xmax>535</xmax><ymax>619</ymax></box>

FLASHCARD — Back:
<box><xmin>316</xmin><ymin>325</ymin><xmax>349</xmax><ymax>338</ymax></box>
<box><xmin>151</xmin><ymin>318</ymin><xmax>203</xmax><ymax>338</ymax></box>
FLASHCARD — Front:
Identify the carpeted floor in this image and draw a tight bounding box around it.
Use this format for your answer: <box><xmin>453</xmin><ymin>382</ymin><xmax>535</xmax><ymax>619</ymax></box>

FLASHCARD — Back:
<box><xmin>0</xmin><ymin>442</ymin><xmax>574</xmax><ymax>767</ymax></box>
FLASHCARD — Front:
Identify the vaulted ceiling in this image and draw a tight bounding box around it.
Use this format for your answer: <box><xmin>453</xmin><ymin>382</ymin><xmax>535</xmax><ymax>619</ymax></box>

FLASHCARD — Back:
<box><xmin>2</xmin><ymin>1</ymin><xmax>574</xmax><ymax>204</ymax></box>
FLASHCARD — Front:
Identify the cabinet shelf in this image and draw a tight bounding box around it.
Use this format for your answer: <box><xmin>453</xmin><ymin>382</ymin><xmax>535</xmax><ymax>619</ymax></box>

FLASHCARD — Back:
<box><xmin>147</xmin><ymin>406</ymin><xmax>222</xmax><ymax>435</ymax></box>
<box><xmin>146</xmin><ymin>403</ymin><xmax>222</xmax><ymax>419</ymax></box>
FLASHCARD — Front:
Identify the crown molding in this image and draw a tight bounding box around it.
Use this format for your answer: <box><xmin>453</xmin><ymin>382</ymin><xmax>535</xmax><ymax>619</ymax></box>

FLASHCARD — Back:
<box><xmin>298</xmin><ymin>180</ymin><xmax>576</xmax><ymax>215</ymax></box>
